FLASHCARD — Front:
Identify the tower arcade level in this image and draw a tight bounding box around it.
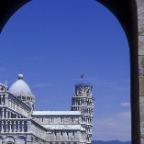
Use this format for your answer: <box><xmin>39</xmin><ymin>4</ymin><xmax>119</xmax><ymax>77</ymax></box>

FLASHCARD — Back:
<box><xmin>71</xmin><ymin>83</ymin><xmax>94</xmax><ymax>143</ymax></box>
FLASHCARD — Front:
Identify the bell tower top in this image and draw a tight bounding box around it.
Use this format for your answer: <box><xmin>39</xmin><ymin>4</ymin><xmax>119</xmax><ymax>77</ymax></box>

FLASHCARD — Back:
<box><xmin>75</xmin><ymin>83</ymin><xmax>92</xmax><ymax>97</ymax></box>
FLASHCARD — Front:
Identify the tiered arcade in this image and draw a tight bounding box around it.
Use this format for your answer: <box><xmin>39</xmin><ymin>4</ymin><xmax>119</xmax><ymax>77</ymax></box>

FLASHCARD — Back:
<box><xmin>71</xmin><ymin>84</ymin><xmax>94</xmax><ymax>143</ymax></box>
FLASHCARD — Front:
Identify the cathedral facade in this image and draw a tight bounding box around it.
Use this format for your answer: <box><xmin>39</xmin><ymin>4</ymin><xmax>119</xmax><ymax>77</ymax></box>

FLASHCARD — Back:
<box><xmin>0</xmin><ymin>74</ymin><xmax>94</xmax><ymax>144</ymax></box>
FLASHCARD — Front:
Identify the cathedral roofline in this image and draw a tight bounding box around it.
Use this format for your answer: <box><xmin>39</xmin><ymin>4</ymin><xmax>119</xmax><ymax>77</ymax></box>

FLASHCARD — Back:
<box><xmin>33</xmin><ymin>111</ymin><xmax>81</xmax><ymax>116</ymax></box>
<box><xmin>43</xmin><ymin>125</ymin><xmax>85</xmax><ymax>131</ymax></box>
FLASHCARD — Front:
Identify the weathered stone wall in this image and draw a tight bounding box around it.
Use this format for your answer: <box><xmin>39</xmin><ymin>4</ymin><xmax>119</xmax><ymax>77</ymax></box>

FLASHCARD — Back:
<box><xmin>137</xmin><ymin>0</ymin><xmax>144</xmax><ymax>143</ymax></box>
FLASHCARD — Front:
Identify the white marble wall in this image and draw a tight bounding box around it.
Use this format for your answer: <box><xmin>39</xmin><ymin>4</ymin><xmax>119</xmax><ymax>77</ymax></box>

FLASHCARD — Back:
<box><xmin>33</xmin><ymin>115</ymin><xmax>81</xmax><ymax>125</ymax></box>
<box><xmin>32</xmin><ymin>114</ymin><xmax>86</xmax><ymax>143</ymax></box>
<box><xmin>0</xmin><ymin>83</ymin><xmax>88</xmax><ymax>144</ymax></box>
<box><xmin>47</xmin><ymin>130</ymin><xmax>85</xmax><ymax>143</ymax></box>
<box><xmin>0</xmin><ymin>92</ymin><xmax>32</xmax><ymax>118</ymax></box>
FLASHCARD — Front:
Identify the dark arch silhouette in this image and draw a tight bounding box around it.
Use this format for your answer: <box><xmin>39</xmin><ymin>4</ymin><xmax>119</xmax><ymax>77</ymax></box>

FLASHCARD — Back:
<box><xmin>97</xmin><ymin>0</ymin><xmax>139</xmax><ymax>143</ymax></box>
<box><xmin>0</xmin><ymin>0</ymin><xmax>31</xmax><ymax>33</ymax></box>
<box><xmin>0</xmin><ymin>0</ymin><xmax>140</xmax><ymax>143</ymax></box>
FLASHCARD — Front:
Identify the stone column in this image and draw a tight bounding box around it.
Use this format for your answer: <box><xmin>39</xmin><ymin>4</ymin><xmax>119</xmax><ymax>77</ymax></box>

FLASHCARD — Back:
<box><xmin>1</xmin><ymin>95</ymin><xmax>4</xmax><ymax>105</ymax></box>
<box><xmin>5</xmin><ymin>95</ymin><xmax>8</xmax><ymax>106</ymax></box>
<box><xmin>5</xmin><ymin>121</ymin><xmax>8</xmax><ymax>132</ymax></box>
<box><xmin>6</xmin><ymin>109</ymin><xmax>8</xmax><ymax>118</ymax></box>
<box><xmin>14</xmin><ymin>121</ymin><xmax>17</xmax><ymax>132</ymax></box>
<box><xmin>0</xmin><ymin>95</ymin><xmax>1</xmax><ymax>105</ymax></box>
<box><xmin>17</xmin><ymin>121</ymin><xmax>20</xmax><ymax>132</ymax></box>
<box><xmin>22</xmin><ymin>121</ymin><xmax>24</xmax><ymax>132</ymax></box>
<box><xmin>9</xmin><ymin>121</ymin><xmax>12</xmax><ymax>132</ymax></box>
<box><xmin>8</xmin><ymin>110</ymin><xmax>10</xmax><ymax>118</ymax></box>
<box><xmin>2</xmin><ymin>108</ymin><xmax>4</xmax><ymax>118</ymax></box>
<box><xmin>1</xmin><ymin>121</ymin><xmax>4</xmax><ymax>132</ymax></box>
<box><xmin>27</xmin><ymin>121</ymin><xmax>31</xmax><ymax>132</ymax></box>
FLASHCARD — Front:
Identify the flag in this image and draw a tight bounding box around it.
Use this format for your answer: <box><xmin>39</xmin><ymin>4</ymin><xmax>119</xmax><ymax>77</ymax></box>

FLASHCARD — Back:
<box><xmin>80</xmin><ymin>74</ymin><xmax>84</xmax><ymax>78</ymax></box>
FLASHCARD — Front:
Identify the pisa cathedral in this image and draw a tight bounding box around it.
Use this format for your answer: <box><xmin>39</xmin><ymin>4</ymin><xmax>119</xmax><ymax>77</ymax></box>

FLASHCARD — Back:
<box><xmin>0</xmin><ymin>73</ymin><xmax>94</xmax><ymax>144</ymax></box>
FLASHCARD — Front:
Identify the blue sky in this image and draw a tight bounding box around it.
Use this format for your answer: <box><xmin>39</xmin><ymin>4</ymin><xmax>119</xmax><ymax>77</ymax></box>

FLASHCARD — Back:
<box><xmin>0</xmin><ymin>0</ymin><xmax>130</xmax><ymax>141</ymax></box>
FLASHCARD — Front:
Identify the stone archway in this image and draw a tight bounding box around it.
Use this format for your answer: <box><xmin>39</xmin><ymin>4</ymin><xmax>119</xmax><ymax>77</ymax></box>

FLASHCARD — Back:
<box><xmin>97</xmin><ymin>0</ymin><xmax>144</xmax><ymax>143</ymax></box>
<box><xmin>5</xmin><ymin>136</ymin><xmax>15</xmax><ymax>144</ymax></box>
<box><xmin>0</xmin><ymin>137</ymin><xmax>3</xmax><ymax>144</ymax></box>
<box><xmin>0</xmin><ymin>0</ymin><xmax>143</xmax><ymax>143</ymax></box>
<box><xmin>7</xmin><ymin>142</ymin><xmax>14</xmax><ymax>144</ymax></box>
<box><xmin>97</xmin><ymin>1</ymin><xmax>139</xmax><ymax>144</ymax></box>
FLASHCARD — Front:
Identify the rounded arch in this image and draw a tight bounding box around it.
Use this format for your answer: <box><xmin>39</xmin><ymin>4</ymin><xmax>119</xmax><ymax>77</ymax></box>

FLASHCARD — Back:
<box><xmin>0</xmin><ymin>137</ymin><xmax>3</xmax><ymax>143</ymax></box>
<box><xmin>96</xmin><ymin>0</ymin><xmax>139</xmax><ymax>143</ymax></box>
<box><xmin>5</xmin><ymin>136</ymin><xmax>15</xmax><ymax>144</ymax></box>
<box><xmin>17</xmin><ymin>136</ymin><xmax>26</xmax><ymax>144</ymax></box>
<box><xmin>7</xmin><ymin>142</ymin><xmax>14</xmax><ymax>144</ymax></box>
<box><xmin>0</xmin><ymin>0</ymin><xmax>140</xmax><ymax>143</ymax></box>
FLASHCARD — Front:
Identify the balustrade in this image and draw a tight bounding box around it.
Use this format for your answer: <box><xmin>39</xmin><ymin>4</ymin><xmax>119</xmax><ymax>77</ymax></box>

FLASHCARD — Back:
<box><xmin>0</xmin><ymin>120</ymin><xmax>27</xmax><ymax>133</ymax></box>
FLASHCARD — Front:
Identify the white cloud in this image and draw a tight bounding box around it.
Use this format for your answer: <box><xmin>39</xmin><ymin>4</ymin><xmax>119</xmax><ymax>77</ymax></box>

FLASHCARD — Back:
<box><xmin>92</xmin><ymin>111</ymin><xmax>131</xmax><ymax>141</ymax></box>
<box><xmin>121</xmin><ymin>102</ymin><xmax>130</xmax><ymax>107</ymax></box>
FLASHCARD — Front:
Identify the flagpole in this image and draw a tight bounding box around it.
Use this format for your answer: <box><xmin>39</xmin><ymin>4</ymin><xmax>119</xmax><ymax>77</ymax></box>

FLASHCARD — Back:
<box><xmin>80</xmin><ymin>74</ymin><xmax>84</xmax><ymax>83</ymax></box>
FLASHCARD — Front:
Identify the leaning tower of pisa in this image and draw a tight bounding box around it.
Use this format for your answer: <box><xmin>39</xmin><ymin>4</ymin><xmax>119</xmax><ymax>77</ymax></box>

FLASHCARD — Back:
<box><xmin>71</xmin><ymin>83</ymin><xmax>94</xmax><ymax>144</ymax></box>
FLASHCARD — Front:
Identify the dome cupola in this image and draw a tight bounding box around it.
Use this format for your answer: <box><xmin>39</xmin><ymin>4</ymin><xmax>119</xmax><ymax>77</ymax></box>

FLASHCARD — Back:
<box><xmin>9</xmin><ymin>73</ymin><xmax>35</xmax><ymax>109</ymax></box>
<box><xmin>9</xmin><ymin>73</ymin><xmax>33</xmax><ymax>97</ymax></box>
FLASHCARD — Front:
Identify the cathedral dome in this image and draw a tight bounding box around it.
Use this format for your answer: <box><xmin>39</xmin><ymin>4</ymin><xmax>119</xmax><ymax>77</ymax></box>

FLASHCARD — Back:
<box><xmin>9</xmin><ymin>74</ymin><xmax>34</xmax><ymax>97</ymax></box>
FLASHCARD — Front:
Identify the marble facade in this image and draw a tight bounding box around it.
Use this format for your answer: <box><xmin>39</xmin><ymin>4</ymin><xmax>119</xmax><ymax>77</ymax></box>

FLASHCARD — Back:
<box><xmin>0</xmin><ymin>74</ymin><xmax>94</xmax><ymax>144</ymax></box>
